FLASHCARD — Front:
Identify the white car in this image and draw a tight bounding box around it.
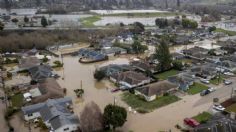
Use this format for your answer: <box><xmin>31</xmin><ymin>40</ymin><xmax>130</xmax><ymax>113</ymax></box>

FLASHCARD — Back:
<box><xmin>224</xmin><ymin>80</ymin><xmax>232</xmax><ymax>85</ymax></box>
<box><xmin>213</xmin><ymin>104</ymin><xmax>225</xmax><ymax>111</ymax></box>
<box><xmin>224</xmin><ymin>72</ymin><xmax>234</xmax><ymax>76</ymax></box>
<box><xmin>208</xmin><ymin>87</ymin><xmax>216</xmax><ymax>92</ymax></box>
<box><xmin>200</xmin><ymin>79</ymin><xmax>210</xmax><ymax>84</ymax></box>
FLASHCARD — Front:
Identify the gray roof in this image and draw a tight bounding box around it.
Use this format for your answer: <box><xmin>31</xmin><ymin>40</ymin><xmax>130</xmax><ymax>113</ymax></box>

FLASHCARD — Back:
<box><xmin>29</xmin><ymin>65</ymin><xmax>53</xmax><ymax>81</ymax></box>
<box><xmin>21</xmin><ymin>97</ymin><xmax>72</xmax><ymax>116</ymax></box>
<box><xmin>50</xmin><ymin>115</ymin><xmax>79</xmax><ymax>130</ymax></box>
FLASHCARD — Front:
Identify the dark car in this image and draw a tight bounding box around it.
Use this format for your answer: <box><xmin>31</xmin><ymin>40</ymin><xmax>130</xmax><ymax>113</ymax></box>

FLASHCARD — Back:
<box><xmin>200</xmin><ymin>90</ymin><xmax>210</xmax><ymax>96</ymax></box>
<box><xmin>184</xmin><ymin>118</ymin><xmax>200</xmax><ymax>127</ymax></box>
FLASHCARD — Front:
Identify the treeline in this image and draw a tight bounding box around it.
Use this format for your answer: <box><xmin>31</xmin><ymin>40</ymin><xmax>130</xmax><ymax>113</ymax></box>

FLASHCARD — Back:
<box><xmin>0</xmin><ymin>29</ymin><xmax>122</xmax><ymax>52</ymax></box>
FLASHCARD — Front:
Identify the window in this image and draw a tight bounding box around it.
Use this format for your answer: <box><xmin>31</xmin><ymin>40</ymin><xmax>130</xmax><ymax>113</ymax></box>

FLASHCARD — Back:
<box><xmin>28</xmin><ymin>113</ymin><xmax>33</xmax><ymax>117</ymax></box>
<box><xmin>63</xmin><ymin>128</ymin><xmax>69</xmax><ymax>131</ymax></box>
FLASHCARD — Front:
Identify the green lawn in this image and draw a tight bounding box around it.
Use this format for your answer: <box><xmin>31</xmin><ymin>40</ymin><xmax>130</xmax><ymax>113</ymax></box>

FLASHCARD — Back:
<box><xmin>122</xmin><ymin>92</ymin><xmax>180</xmax><ymax>113</ymax></box>
<box><xmin>187</xmin><ymin>82</ymin><xmax>209</xmax><ymax>95</ymax></box>
<box><xmin>192</xmin><ymin>112</ymin><xmax>212</xmax><ymax>124</ymax></box>
<box><xmin>225</xmin><ymin>103</ymin><xmax>236</xmax><ymax>113</ymax></box>
<box><xmin>11</xmin><ymin>93</ymin><xmax>24</xmax><ymax>108</ymax></box>
<box><xmin>215</xmin><ymin>28</ymin><xmax>236</xmax><ymax>36</ymax></box>
<box><xmin>104</xmin><ymin>12</ymin><xmax>179</xmax><ymax>17</ymax></box>
<box><xmin>80</xmin><ymin>16</ymin><xmax>101</xmax><ymax>27</ymax></box>
<box><xmin>155</xmin><ymin>69</ymin><xmax>179</xmax><ymax>80</ymax></box>
<box><xmin>210</xmin><ymin>76</ymin><xmax>224</xmax><ymax>85</ymax></box>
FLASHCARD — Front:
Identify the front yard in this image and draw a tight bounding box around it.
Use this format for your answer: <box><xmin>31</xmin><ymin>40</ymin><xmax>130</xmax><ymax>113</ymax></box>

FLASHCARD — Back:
<box><xmin>121</xmin><ymin>92</ymin><xmax>180</xmax><ymax>113</ymax></box>
<box><xmin>192</xmin><ymin>112</ymin><xmax>212</xmax><ymax>124</ymax></box>
<box><xmin>186</xmin><ymin>82</ymin><xmax>209</xmax><ymax>95</ymax></box>
<box><xmin>10</xmin><ymin>93</ymin><xmax>24</xmax><ymax>108</ymax></box>
<box><xmin>155</xmin><ymin>69</ymin><xmax>179</xmax><ymax>80</ymax></box>
<box><xmin>210</xmin><ymin>76</ymin><xmax>224</xmax><ymax>85</ymax></box>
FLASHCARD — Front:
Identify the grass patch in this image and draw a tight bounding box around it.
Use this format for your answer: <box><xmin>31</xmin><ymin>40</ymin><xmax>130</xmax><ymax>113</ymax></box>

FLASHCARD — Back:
<box><xmin>210</xmin><ymin>75</ymin><xmax>224</xmax><ymax>85</ymax></box>
<box><xmin>155</xmin><ymin>69</ymin><xmax>179</xmax><ymax>80</ymax></box>
<box><xmin>187</xmin><ymin>82</ymin><xmax>208</xmax><ymax>95</ymax></box>
<box><xmin>80</xmin><ymin>16</ymin><xmax>101</xmax><ymax>27</ymax></box>
<box><xmin>122</xmin><ymin>92</ymin><xmax>180</xmax><ymax>113</ymax></box>
<box><xmin>215</xmin><ymin>28</ymin><xmax>236</xmax><ymax>36</ymax></box>
<box><xmin>192</xmin><ymin>112</ymin><xmax>212</xmax><ymax>124</ymax></box>
<box><xmin>104</xmin><ymin>12</ymin><xmax>179</xmax><ymax>17</ymax></box>
<box><xmin>225</xmin><ymin>103</ymin><xmax>236</xmax><ymax>113</ymax></box>
<box><xmin>11</xmin><ymin>93</ymin><xmax>24</xmax><ymax>108</ymax></box>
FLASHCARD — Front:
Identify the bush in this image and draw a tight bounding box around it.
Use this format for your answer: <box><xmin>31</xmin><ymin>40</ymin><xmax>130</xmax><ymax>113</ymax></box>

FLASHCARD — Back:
<box><xmin>94</xmin><ymin>70</ymin><xmax>105</xmax><ymax>81</ymax></box>
<box><xmin>172</xmin><ymin>60</ymin><xmax>183</xmax><ymax>71</ymax></box>
<box><xmin>52</xmin><ymin>61</ymin><xmax>63</xmax><ymax>68</ymax></box>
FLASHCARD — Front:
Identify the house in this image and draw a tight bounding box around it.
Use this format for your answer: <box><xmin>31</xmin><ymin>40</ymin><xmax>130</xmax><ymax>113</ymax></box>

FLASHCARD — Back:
<box><xmin>21</xmin><ymin>97</ymin><xmax>80</xmax><ymax>132</ymax></box>
<box><xmin>174</xmin><ymin>35</ymin><xmax>190</xmax><ymax>45</ymax></box>
<box><xmin>130</xmin><ymin>60</ymin><xmax>157</xmax><ymax>73</ymax></box>
<box><xmin>171</xmin><ymin>52</ymin><xmax>185</xmax><ymax>60</ymax></box>
<box><xmin>28</xmin><ymin>65</ymin><xmax>54</xmax><ymax>82</ymax></box>
<box><xmin>182</xmin><ymin>46</ymin><xmax>209</xmax><ymax>60</ymax></box>
<box><xmin>100</xmin><ymin>64</ymin><xmax>131</xmax><ymax>77</ymax></box>
<box><xmin>168</xmin><ymin>72</ymin><xmax>195</xmax><ymax>91</ymax></box>
<box><xmin>193</xmin><ymin>115</ymin><xmax>236</xmax><ymax>132</ymax></box>
<box><xmin>19</xmin><ymin>57</ymin><xmax>41</xmax><ymax>71</ymax></box>
<box><xmin>135</xmin><ymin>80</ymin><xmax>178</xmax><ymax>101</ymax></box>
<box><xmin>110</xmin><ymin>71</ymin><xmax>151</xmax><ymax>89</ymax></box>
<box><xmin>78</xmin><ymin>48</ymin><xmax>108</xmax><ymax>62</ymax></box>
<box><xmin>116</xmin><ymin>32</ymin><xmax>134</xmax><ymax>44</ymax></box>
<box><xmin>101</xmin><ymin>47</ymin><xmax>127</xmax><ymax>56</ymax></box>
<box><xmin>29</xmin><ymin>78</ymin><xmax>64</xmax><ymax>103</ymax></box>
<box><xmin>191</xmin><ymin>64</ymin><xmax>217</xmax><ymax>80</ymax></box>
<box><xmin>23</xmin><ymin>48</ymin><xmax>39</xmax><ymax>57</ymax></box>
<box><xmin>216</xmin><ymin>60</ymin><xmax>236</xmax><ymax>72</ymax></box>
<box><xmin>97</xmin><ymin>37</ymin><xmax>116</xmax><ymax>49</ymax></box>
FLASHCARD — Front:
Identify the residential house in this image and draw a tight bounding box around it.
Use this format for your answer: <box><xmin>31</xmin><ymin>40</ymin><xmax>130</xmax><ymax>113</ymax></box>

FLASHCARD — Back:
<box><xmin>23</xmin><ymin>48</ymin><xmax>39</xmax><ymax>57</ymax></box>
<box><xmin>168</xmin><ymin>72</ymin><xmax>195</xmax><ymax>91</ymax></box>
<box><xmin>193</xmin><ymin>115</ymin><xmax>236</xmax><ymax>132</ymax></box>
<box><xmin>216</xmin><ymin>60</ymin><xmax>236</xmax><ymax>72</ymax></box>
<box><xmin>101</xmin><ymin>47</ymin><xmax>127</xmax><ymax>56</ymax></box>
<box><xmin>116</xmin><ymin>32</ymin><xmax>134</xmax><ymax>44</ymax></box>
<box><xmin>21</xmin><ymin>97</ymin><xmax>80</xmax><ymax>132</ymax></box>
<box><xmin>78</xmin><ymin>48</ymin><xmax>107</xmax><ymax>62</ymax></box>
<box><xmin>19</xmin><ymin>57</ymin><xmax>41</xmax><ymax>71</ymax></box>
<box><xmin>110</xmin><ymin>71</ymin><xmax>151</xmax><ymax>89</ymax></box>
<box><xmin>135</xmin><ymin>80</ymin><xmax>178</xmax><ymax>101</ymax></box>
<box><xmin>97</xmin><ymin>37</ymin><xmax>115</xmax><ymax>49</ymax></box>
<box><xmin>191</xmin><ymin>64</ymin><xmax>217</xmax><ymax>80</ymax></box>
<box><xmin>182</xmin><ymin>46</ymin><xmax>209</xmax><ymax>61</ymax></box>
<box><xmin>130</xmin><ymin>60</ymin><xmax>157</xmax><ymax>73</ymax></box>
<box><xmin>171</xmin><ymin>52</ymin><xmax>185</xmax><ymax>60</ymax></box>
<box><xmin>28</xmin><ymin>65</ymin><xmax>54</xmax><ymax>82</ymax></box>
<box><xmin>25</xmin><ymin>78</ymin><xmax>64</xmax><ymax>103</ymax></box>
<box><xmin>174</xmin><ymin>35</ymin><xmax>190</xmax><ymax>45</ymax></box>
<box><xmin>100</xmin><ymin>64</ymin><xmax>131</xmax><ymax>77</ymax></box>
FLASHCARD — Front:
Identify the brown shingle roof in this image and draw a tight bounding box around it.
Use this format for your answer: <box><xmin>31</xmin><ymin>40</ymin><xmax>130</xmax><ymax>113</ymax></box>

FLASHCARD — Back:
<box><xmin>136</xmin><ymin>80</ymin><xmax>178</xmax><ymax>97</ymax></box>
<box><xmin>19</xmin><ymin>57</ymin><xmax>41</xmax><ymax>70</ymax></box>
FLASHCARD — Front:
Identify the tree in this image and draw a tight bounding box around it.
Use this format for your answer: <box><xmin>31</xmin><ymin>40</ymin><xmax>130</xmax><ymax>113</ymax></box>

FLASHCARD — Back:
<box><xmin>24</xmin><ymin>16</ymin><xmax>29</xmax><ymax>23</ymax></box>
<box><xmin>182</xmin><ymin>18</ymin><xmax>198</xmax><ymax>29</ymax></box>
<box><xmin>11</xmin><ymin>18</ymin><xmax>18</xmax><ymax>23</ymax></box>
<box><xmin>155</xmin><ymin>18</ymin><xmax>168</xmax><ymax>28</ymax></box>
<box><xmin>41</xmin><ymin>16</ymin><xmax>48</xmax><ymax>27</ymax></box>
<box><xmin>172</xmin><ymin>60</ymin><xmax>183</xmax><ymax>71</ymax></box>
<box><xmin>130</xmin><ymin>22</ymin><xmax>145</xmax><ymax>34</ymax></box>
<box><xmin>94</xmin><ymin>70</ymin><xmax>105</xmax><ymax>81</ymax></box>
<box><xmin>0</xmin><ymin>21</ymin><xmax>4</xmax><ymax>30</ymax></box>
<box><xmin>154</xmin><ymin>40</ymin><xmax>172</xmax><ymax>71</ymax></box>
<box><xmin>208</xmin><ymin>26</ymin><xmax>216</xmax><ymax>33</ymax></box>
<box><xmin>103</xmin><ymin>104</ymin><xmax>127</xmax><ymax>130</ymax></box>
<box><xmin>80</xmin><ymin>102</ymin><xmax>103</xmax><ymax>132</ymax></box>
<box><xmin>131</xmin><ymin>40</ymin><xmax>147</xmax><ymax>54</ymax></box>
<box><xmin>42</xmin><ymin>56</ymin><xmax>49</xmax><ymax>63</ymax></box>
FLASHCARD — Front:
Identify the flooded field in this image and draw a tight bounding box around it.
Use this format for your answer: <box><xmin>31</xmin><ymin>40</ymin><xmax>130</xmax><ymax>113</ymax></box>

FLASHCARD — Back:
<box><xmin>90</xmin><ymin>10</ymin><xmax>168</xmax><ymax>15</ymax></box>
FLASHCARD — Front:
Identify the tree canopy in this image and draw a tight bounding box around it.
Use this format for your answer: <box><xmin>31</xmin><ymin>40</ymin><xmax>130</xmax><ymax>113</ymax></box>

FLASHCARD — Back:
<box><xmin>0</xmin><ymin>21</ymin><xmax>4</xmax><ymax>30</ymax></box>
<box><xmin>24</xmin><ymin>16</ymin><xmax>29</xmax><ymax>23</ymax></box>
<box><xmin>154</xmin><ymin>39</ymin><xmax>172</xmax><ymax>71</ymax></box>
<box><xmin>80</xmin><ymin>102</ymin><xmax>103</xmax><ymax>132</ymax></box>
<box><xmin>130</xmin><ymin>22</ymin><xmax>145</xmax><ymax>34</ymax></box>
<box><xmin>132</xmin><ymin>39</ymin><xmax>147</xmax><ymax>54</ymax></box>
<box><xmin>103</xmin><ymin>104</ymin><xmax>127</xmax><ymax>130</ymax></box>
<box><xmin>182</xmin><ymin>18</ymin><xmax>198</xmax><ymax>29</ymax></box>
<box><xmin>41</xmin><ymin>16</ymin><xmax>48</xmax><ymax>27</ymax></box>
<box><xmin>155</xmin><ymin>18</ymin><xmax>168</xmax><ymax>28</ymax></box>
<box><xmin>94</xmin><ymin>70</ymin><xmax>105</xmax><ymax>81</ymax></box>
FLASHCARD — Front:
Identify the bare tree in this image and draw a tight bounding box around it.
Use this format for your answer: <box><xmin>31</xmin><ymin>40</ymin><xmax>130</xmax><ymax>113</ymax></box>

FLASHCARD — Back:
<box><xmin>80</xmin><ymin>101</ymin><xmax>103</xmax><ymax>132</ymax></box>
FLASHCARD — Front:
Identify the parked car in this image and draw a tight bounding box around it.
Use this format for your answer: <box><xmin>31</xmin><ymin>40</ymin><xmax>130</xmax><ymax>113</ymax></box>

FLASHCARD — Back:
<box><xmin>200</xmin><ymin>78</ymin><xmax>210</xmax><ymax>84</ymax></box>
<box><xmin>184</xmin><ymin>118</ymin><xmax>200</xmax><ymax>127</ymax></box>
<box><xmin>224</xmin><ymin>80</ymin><xmax>232</xmax><ymax>85</ymax></box>
<box><xmin>224</xmin><ymin>72</ymin><xmax>234</xmax><ymax>76</ymax></box>
<box><xmin>208</xmin><ymin>87</ymin><xmax>216</xmax><ymax>92</ymax></box>
<box><xmin>213</xmin><ymin>104</ymin><xmax>225</xmax><ymax>111</ymax></box>
<box><xmin>200</xmin><ymin>90</ymin><xmax>210</xmax><ymax>96</ymax></box>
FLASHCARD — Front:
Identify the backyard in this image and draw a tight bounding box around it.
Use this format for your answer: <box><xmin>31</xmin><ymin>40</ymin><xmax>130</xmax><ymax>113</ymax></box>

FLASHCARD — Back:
<box><xmin>192</xmin><ymin>112</ymin><xmax>212</xmax><ymax>123</ymax></box>
<box><xmin>122</xmin><ymin>92</ymin><xmax>180</xmax><ymax>113</ymax></box>
<box><xmin>155</xmin><ymin>69</ymin><xmax>179</xmax><ymax>80</ymax></box>
<box><xmin>186</xmin><ymin>82</ymin><xmax>209</xmax><ymax>95</ymax></box>
<box><xmin>80</xmin><ymin>16</ymin><xmax>101</xmax><ymax>27</ymax></box>
<box><xmin>10</xmin><ymin>93</ymin><xmax>24</xmax><ymax>108</ymax></box>
<box><xmin>215</xmin><ymin>28</ymin><xmax>236</xmax><ymax>36</ymax></box>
